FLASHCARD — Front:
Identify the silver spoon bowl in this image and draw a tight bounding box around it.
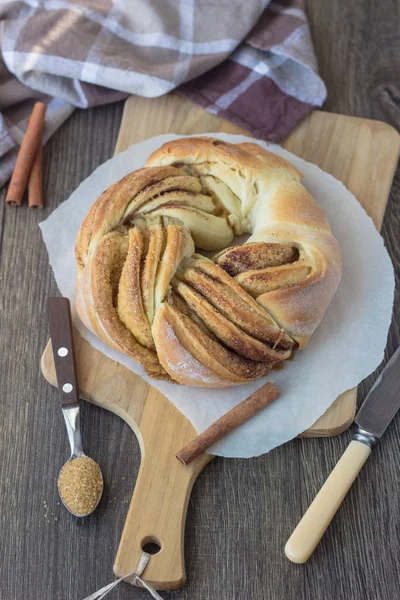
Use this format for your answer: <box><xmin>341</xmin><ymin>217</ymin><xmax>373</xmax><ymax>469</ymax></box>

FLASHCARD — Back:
<box><xmin>57</xmin><ymin>405</ymin><xmax>103</xmax><ymax>517</ymax></box>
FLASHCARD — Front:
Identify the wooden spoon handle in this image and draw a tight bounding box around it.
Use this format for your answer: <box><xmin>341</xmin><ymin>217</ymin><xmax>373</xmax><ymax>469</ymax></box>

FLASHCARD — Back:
<box><xmin>113</xmin><ymin>388</ymin><xmax>212</xmax><ymax>590</ymax></box>
<box><xmin>285</xmin><ymin>440</ymin><xmax>371</xmax><ymax>563</ymax></box>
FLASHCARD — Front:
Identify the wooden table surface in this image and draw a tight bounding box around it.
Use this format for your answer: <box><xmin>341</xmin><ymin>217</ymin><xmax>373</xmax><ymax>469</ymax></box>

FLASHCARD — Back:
<box><xmin>1</xmin><ymin>3</ymin><xmax>399</xmax><ymax>599</ymax></box>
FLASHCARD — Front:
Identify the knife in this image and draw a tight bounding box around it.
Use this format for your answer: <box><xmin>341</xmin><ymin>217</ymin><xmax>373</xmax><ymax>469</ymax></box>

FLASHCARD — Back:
<box><xmin>285</xmin><ymin>346</ymin><xmax>400</xmax><ymax>563</ymax></box>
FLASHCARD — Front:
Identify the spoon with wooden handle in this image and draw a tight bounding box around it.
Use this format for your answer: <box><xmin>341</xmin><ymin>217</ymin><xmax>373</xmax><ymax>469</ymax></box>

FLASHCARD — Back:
<box><xmin>48</xmin><ymin>297</ymin><xmax>103</xmax><ymax>517</ymax></box>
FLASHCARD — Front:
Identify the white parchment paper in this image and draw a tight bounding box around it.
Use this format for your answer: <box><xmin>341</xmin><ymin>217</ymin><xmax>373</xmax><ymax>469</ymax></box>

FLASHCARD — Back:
<box><xmin>40</xmin><ymin>133</ymin><xmax>394</xmax><ymax>458</ymax></box>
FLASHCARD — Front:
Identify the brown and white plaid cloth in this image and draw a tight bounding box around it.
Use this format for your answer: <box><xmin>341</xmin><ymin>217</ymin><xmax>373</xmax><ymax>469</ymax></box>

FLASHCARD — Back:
<box><xmin>0</xmin><ymin>0</ymin><xmax>326</xmax><ymax>188</ymax></box>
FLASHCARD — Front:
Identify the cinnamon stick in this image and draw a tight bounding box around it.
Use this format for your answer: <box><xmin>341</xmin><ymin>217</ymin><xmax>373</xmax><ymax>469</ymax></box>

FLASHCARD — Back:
<box><xmin>176</xmin><ymin>382</ymin><xmax>280</xmax><ymax>466</ymax></box>
<box><xmin>5</xmin><ymin>102</ymin><xmax>47</xmax><ymax>207</ymax></box>
<box><xmin>28</xmin><ymin>141</ymin><xmax>43</xmax><ymax>209</ymax></box>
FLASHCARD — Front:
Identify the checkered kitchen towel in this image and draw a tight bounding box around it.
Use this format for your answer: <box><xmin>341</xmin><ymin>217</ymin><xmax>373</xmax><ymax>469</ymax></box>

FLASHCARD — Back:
<box><xmin>0</xmin><ymin>0</ymin><xmax>326</xmax><ymax>189</ymax></box>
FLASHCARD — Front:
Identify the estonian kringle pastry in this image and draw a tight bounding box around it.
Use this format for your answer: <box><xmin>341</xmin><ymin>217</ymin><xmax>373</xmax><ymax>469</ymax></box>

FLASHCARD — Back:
<box><xmin>75</xmin><ymin>138</ymin><xmax>341</xmax><ymax>387</ymax></box>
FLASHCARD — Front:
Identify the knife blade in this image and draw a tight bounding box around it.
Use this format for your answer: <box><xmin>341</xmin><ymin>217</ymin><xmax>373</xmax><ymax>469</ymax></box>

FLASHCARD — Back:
<box><xmin>285</xmin><ymin>346</ymin><xmax>400</xmax><ymax>564</ymax></box>
<box><xmin>354</xmin><ymin>345</ymin><xmax>400</xmax><ymax>440</ymax></box>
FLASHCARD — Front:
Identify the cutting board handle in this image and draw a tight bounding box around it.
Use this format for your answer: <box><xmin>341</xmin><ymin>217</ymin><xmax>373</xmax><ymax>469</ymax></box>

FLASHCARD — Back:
<box><xmin>113</xmin><ymin>388</ymin><xmax>211</xmax><ymax>590</ymax></box>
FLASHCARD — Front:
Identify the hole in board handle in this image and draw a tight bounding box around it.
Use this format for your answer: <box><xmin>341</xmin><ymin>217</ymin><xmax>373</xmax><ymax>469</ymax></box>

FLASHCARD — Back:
<box><xmin>141</xmin><ymin>536</ymin><xmax>162</xmax><ymax>555</ymax></box>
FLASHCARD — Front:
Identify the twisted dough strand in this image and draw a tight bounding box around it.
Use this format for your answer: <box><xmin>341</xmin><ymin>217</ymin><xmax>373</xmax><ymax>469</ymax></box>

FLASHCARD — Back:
<box><xmin>76</xmin><ymin>138</ymin><xmax>341</xmax><ymax>387</ymax></box>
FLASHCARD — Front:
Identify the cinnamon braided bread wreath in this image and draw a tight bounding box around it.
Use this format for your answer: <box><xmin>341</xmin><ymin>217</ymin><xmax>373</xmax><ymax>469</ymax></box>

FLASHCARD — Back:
<box><xmin>75</xmin><ymin>137</ymin><xmax>342</xmax><ymax>387</ymax></box>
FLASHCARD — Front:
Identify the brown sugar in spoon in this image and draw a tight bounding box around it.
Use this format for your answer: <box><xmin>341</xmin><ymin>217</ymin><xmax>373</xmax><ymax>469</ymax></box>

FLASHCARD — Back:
<box><xmin>48</xmin><ymin>297</ymin><xmax>103</xmax><ymax>517</ymax></box>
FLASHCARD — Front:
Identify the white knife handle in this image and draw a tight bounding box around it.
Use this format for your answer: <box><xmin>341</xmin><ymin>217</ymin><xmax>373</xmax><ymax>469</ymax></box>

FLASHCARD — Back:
<box><xmin>285</xmin><ymin>440</ymin><xmax>371</xmax><ymax>563</ymax></box>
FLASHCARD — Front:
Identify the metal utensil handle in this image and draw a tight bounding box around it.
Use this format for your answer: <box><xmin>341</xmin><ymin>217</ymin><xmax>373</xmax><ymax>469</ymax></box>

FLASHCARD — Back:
<box><xmin>48</xmin><ymin>297</ymin><xmax>79</xmax><ymax>407</ymax></box>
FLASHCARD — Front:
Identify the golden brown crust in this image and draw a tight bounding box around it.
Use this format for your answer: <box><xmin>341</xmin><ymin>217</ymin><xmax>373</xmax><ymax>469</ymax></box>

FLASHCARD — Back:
<box><xmin>175</xmin><ymin>256</ymin><xmax>293</xmax><ymax>351</ymax></box>
<box><xmin>148</xmin><ymin>137</ymin><xmax>303</xmax><ymax>181</ymax></box>
<box><xmin>147</xmin><ymin>137</ymin><xmax>341</xmax><ymax>350</ymax></box>
<box><xmin>235</xmin><ymin>263</ymin><xmax>312</xmax><ymax>296</ymax></box>
<box><xmin>140</xmin><ymin>219</ymin><xmax>164</xmax><ymax>324</ymax></box>
<box><xmin>152</xmin><ymin>303</ymin><xmax>272</xmax><ymax>387</ymax></box>
<box><xmin>80</xmin><ymin>231</ymin><xmax>165</xmax><ymax>378</ymax></box>
<box><xmin>75</xmin><ymin>167</ymin><xmax>184</xmax><ymax>271</ymax></box>
<box><xmin>75</xmin><ymin>137</ymin><xmax>341</xmax><ymax>386</ymax></box>
<box><xmin>117</xmin><ymin>227</ymin><xmax>154</xmax><ymax>350</ymax></box>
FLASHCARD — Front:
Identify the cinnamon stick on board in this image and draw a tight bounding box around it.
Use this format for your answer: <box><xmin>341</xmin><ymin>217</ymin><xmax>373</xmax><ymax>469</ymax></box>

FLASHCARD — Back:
<box><xmin>28</xmin><ymin>141</ymin><xmax>44</xmax><ymax>209</ymax></box>
<box><xmin>176</xmin><ymin>382</ymin><xmax>280</xmax><ymax>466</ymax></box>
<box><xmin>5</xmin><ymin>102</ymin><xmax>47</xmax><ymax>207</ymax></box>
